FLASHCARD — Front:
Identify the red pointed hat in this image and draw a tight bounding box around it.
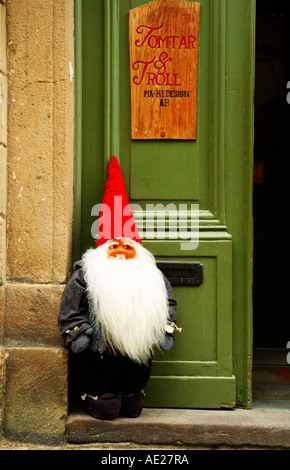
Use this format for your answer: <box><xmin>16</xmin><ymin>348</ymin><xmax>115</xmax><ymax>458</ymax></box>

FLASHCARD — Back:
<box><xmin>96</xmin><ymin>156</ymin><xmax>142</xmax><ymax>248</ymax></box>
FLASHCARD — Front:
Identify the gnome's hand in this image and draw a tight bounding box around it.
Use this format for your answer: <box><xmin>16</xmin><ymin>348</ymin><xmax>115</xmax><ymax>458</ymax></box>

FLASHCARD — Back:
<box><xmin>159</xmin><ymin>333</ymin><xmax>174</xmax><ymax>351</ymax></box>
<box><xmin>71</xmin><ymin>328</ymin><xmax>93</xmax><ymax>354</ymax></box>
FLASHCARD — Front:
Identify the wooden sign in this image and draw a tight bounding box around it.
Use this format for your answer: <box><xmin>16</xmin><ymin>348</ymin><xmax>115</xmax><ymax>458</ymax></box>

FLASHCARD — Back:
<box><xmin>129</xmin><ymin>0</ymin><xmax>200</xmax><ymax>140</ymax></box>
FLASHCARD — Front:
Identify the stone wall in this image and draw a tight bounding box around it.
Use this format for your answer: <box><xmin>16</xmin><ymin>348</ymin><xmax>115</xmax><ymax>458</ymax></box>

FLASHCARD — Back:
<box><xmin>0</xmin><ymin>0</ymin><xmax>7</xmax><ymax>441</ymax></box>
<box><xmin>0</xmin><ymin>0</ymin><xmax>75</xmax><ymax>444</ymax></box>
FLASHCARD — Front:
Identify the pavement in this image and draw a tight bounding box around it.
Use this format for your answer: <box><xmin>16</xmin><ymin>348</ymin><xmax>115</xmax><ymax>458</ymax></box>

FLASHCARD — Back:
<box><xmin>1</xmin><ymin>401</ymin><xmax>290</xmax><ymax>451</ymax></box>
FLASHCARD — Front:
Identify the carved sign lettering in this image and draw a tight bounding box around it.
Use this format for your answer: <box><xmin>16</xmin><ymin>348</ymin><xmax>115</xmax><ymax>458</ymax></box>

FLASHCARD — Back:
<box><xmin>129</xmin><ymin>0</ymin><xmax>200</xmax><ymax>140</ymax></box>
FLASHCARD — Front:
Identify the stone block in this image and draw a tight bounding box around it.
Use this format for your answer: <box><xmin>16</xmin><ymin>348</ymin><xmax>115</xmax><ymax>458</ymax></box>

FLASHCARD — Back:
<box><xmin>0</xmin><ymin>3</ymin><xmax>6</xmax><ymax>74</ymax></box>
<box><xmin>7</xmin><ymin>0</ymin><xmax>53</xmax><ymax>85</ymax></box>
<box><xmin>51</xmin><ymin>77</ymin><xmax>74</xmax><ymax>284</ymax></box>
<box><xmin>7</xmin><ymin>79</ymin><xmax>55</xmax><ymax>283</ymax></box>
<box><xmin>4</xmin><ymin>347</ymin><xmax>68</xmax><ymax>444</ymax></box>
<box><xmin>4</xmin><ymin>283</ymin><xmax>64</xmax><ymax>347</ymax></box>
<box><xmin>0</xmin><ymin>347</ymin><xmax>4</xmax><ymax>425</ymax></box>
<box><xmin>0</xmin><ymin>286</ymin><xmax>3</xmax><ymax>343</ymax></box>
<box><xmin>0</xmin><ymin>145</ymin><xmax>7</xmax><ymax>217</ymax></box>
<box><xmin>0</xmin><ymin>73</ymin><xmax>7</xmax><ymax>146</ymax></box>
<box><xmin>0</xmin><ymin>146</ymin><xmax>7</xmax><ymax>287</ymax></box>
<box><xmin>0</xmin><ymin>217</ymin><xmax>6</xmax><ymax>285</ymax></box>
<box><xmin>6</xmin><ymin>0</ymin><xmax>74</xmax><ymax>284</ymax></box>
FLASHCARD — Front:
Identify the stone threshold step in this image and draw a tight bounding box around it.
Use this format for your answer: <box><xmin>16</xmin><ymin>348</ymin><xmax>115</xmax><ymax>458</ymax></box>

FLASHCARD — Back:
<box><xmin>67</xmin><ymin>403</ymin><xmax>290</xmax><ymax>449</ymax></box>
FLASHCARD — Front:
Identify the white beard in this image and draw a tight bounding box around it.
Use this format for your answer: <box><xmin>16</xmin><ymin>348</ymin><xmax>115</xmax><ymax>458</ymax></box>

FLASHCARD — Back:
<box><xmin>82</xmin><ymin>240</ymin><xmax>169</xmax><ymax>364</ymax></box>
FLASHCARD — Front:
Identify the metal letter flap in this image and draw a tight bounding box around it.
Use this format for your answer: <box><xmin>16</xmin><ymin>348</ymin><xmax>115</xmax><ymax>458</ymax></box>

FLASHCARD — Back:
<box><xmin>157</xmin><ymin>261</ymin><xmax>203</xmax><ymax>286</ymax></box>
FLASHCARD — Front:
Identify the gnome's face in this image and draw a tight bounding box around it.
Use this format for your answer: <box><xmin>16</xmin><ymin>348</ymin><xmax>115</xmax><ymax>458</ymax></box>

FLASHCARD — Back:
<box><xmin>107</xmin><ymin>238</ymin><xmax>136</xmax><ymax>260</ymax></box>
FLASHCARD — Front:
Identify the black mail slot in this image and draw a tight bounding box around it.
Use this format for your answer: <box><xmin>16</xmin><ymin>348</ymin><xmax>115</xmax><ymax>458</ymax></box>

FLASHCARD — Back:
<box><xmin>157</xmin><ymin>261</ymin><xmax>203</xmax><ymax>286</ymax></box>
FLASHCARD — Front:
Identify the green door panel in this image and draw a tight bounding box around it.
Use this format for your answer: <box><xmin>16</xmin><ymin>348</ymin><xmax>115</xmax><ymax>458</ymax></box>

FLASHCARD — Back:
<box><xmin>75</xmin><ymin>0</ymin><xmax>255</xmax><ymax>408</ymax></box>
<box><xmin>144</xmin><ymin>376</ymin><xmax>236</xmax><ymax>409</ymax></box>
<box><xmin>119</xmin><ymin>0</ymin><xmax>212</xmax><ymax>210</ymax></box>
<box><xmin>130</xmin><ymin>146</ymin><xmax>199</xmax><ymax>201</ymax></box>
<box><xmin>143</xmin><ymin>239</ymin><xmax>235</xmax><ymax>408</ymax></box>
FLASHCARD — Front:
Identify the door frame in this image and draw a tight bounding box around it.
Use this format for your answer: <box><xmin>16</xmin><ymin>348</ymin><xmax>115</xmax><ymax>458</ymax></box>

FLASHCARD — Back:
<box><xmin>73</xmin><ymin>0</ymin><xmax>256</xmax><ymax>408</ymax></box>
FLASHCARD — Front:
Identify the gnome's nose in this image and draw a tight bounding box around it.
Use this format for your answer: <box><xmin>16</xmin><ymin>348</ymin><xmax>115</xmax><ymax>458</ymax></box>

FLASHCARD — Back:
<box><xmin>114</xmin><ymin>245</ymin><xmax>133</xmax><ymax>260</ymax></box>
<box><xmin>115</xmin><ymin>246</ymin><xmax>126</xmax><ymax>257</ymax></box>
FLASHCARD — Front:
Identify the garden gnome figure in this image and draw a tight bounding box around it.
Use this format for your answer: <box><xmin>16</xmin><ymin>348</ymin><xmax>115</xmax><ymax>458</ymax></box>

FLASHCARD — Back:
<box><xmin>58</xmin><ymin>156</ymin><xmax>179</xmax><ymax>420</ymax></box>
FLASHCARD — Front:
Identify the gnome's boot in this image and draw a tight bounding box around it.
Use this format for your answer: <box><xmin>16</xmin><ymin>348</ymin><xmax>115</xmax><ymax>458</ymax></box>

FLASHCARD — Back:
<box><xmin>120</xmin><ymin>391</ymin><xmax>145</xmax><ymax>418</ymax></box>
<box><xmin>83</xmin><ymin>392</ymin><xmax>122</xmax><ymax>420</ymax></box>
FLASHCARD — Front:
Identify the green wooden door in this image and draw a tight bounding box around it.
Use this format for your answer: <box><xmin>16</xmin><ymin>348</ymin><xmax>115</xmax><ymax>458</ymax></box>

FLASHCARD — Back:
<box><xmin>74</xmin><ymin>0</ymin><xmax>255</xmax><ymax>409</ymax></box>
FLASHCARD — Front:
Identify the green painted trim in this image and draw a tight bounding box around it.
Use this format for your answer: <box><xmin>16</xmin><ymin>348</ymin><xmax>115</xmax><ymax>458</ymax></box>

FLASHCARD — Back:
<box><xmin>144</xmin><ymin>239</ymin><xmax>232</xmax><ymax>257</ymax></box>
<box><xmin>210</xmin><ymin>0</ymin><xmax>226</xmax><ymax>223</ymax></box>
<box><xmin>224</xmin><ymin>0</ymin><xmax>255</xmax><ymax>408</ymax></box>
<box><xmin>73</xmin><ymin>0</ymin><xmax>83</xmax><ymax>262</ymax></box>
<box><xmin>242</xmin><ymin>0</ymin><xmax>255</xmax><ymax>409</ymax></box>
<box><xmin>216</xmin><ymin>241</ymin><xmax>233</xmax><ymax>376</ymax></box>
<box><xmin>152</xmin><ymin>361</ymin><xmax>218</xmax><ymax>376</ymax></box>
<box><xmin>74</xmin><ymin>0</ymin><xmax>105</xmax><ymax>257</ymax></box>
<box><xmin>104</xmin><ymin>1</ymin><xmax>120</xmax><ymax>166</ymax></box>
